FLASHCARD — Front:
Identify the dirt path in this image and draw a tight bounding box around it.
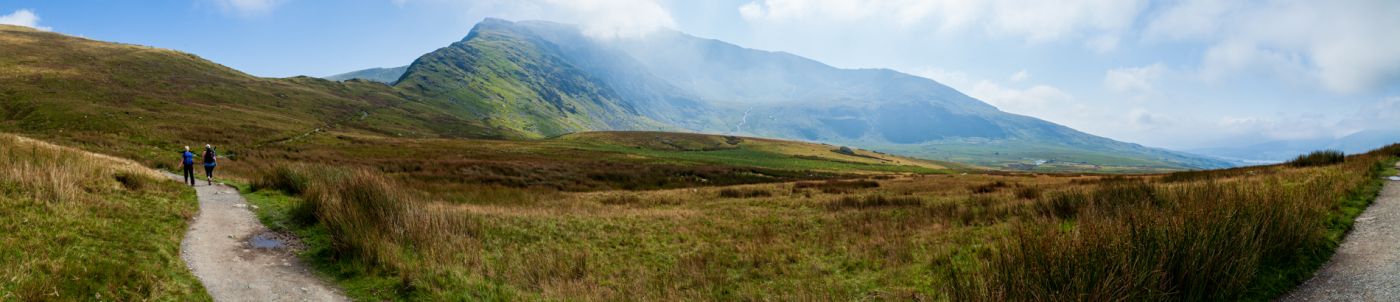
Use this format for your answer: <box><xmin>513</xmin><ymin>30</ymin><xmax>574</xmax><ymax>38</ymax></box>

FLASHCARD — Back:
<box><xmin>1281</xmin><ymin>162</ymin><xmax>1400</xmax><ymax>301</ymax></box>
<box><xmin>167</xmin><ymin>173</ymin><xmax>347</xmax><ymax>302</ymax></box>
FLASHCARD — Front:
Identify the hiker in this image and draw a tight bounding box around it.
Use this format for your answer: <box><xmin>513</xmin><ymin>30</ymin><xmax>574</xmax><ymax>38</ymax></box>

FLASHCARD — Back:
<box><xmin>179</xmin><ymin>146</ymin><xmax>195</xmax><ymax>186</ymax></box>
<box><xmin>202</xmin><ymin>144</ymin><xmax>218</xmax><ymax>186</ymax></box>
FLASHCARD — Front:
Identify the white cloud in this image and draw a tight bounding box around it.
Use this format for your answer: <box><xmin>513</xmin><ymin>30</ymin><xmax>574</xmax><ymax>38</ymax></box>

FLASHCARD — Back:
<box><xmin>1104</xmin><ymin>63</ymin><xmax>1165</xmax><ymax>96</ymax></box>
<box><xmin>213</xmin><ymin>0</ymin><xmax>285</xmax><ymax>15</ymax></box>
<box><xmin>1148</xmin><ymin>0</ymin><xmax>1400</xmax><ymax>93</ymax></box>
<box><xmin>913</xmin><ymin>67</ymin><xmax>1070</xmax><ymax>115</ymax></box>
<box><xmin>0</xmin><ymin>9</ymin><xmax>50</xmax><ymax>31</ymax></box>
<box><xmin>1337</xmin><ymin>96</ymin><xmax>1400</xmax><ymax>133</ymax></box>
<box><xmin>1085</xmin><ymin>34</ymin><xmax>1118</xmax><ymax>53</ymax></box>
<box><xmin>1217</xmin><ymin>115</ymin><xmax>1336</xmax><ymax>140</ymax></box>
<box><xmin>1197</xmin><ymin>40</ymin><xmax>1309</xmax><ymax>84</ymax></box>
<box><xmin>1009</xmin><ymin>69</ymin><xmax>1030</xmax><ymax>82</ymax></box>
<box><xmin>737</xmin><ymin>0</ymin><xmax>1146</xmax><ymax>46</ymax></box>
<box><xmin>542</xmin><ymin>0</ymin><xmax>675</xmax><ymax>39</ymax></box>
<box><xmin>1142</xmin><ymin>0</ymin><xmax>1238</xmax><ymax>41</ymax></box>
<box><xmin>1127</xmin><ymin>108</ymin><xmax>1173</xmax><ymax>128</ymax></box>
<box><xmin>394</xmin><ymin>0</ymin><xmax>675</xmax><ymax>39</ymax></box>
<box><xmin>970</xmin><ymin>82</ymin><xmax>1073</xmax><ymax>114</ymax></box>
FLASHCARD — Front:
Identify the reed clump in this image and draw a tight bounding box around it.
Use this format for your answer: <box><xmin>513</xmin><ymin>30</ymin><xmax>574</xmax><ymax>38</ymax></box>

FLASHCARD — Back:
<box><xmin>951</xmin><ymin>148</ymin><xmax>1396</xmax><ymax>301</ymax></box>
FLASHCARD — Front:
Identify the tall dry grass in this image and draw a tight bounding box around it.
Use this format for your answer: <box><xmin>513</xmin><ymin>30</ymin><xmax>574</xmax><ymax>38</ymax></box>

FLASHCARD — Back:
<box><xmin>247</xmin><ymin>144</ymin><xmax>1400</xmax><ymax>301</ymax></box>
<box><xmin>253</xmin><ymin>164</ymin><xmax>480</xmax><ymax>296</ymax></box>
<box><xmin>0</xmin><ymin>134</ymin><xmax>162</xmax><ymax>203</ymax></box>
<box><xmin>0</xmin><ymin>133</ymin><xmax>206</xmax><ymax>300</ymax></box>
<box><xmin>949</xmin><ymin>146</ymin><xmax>1400</xmax><ymax>301</ymax></box>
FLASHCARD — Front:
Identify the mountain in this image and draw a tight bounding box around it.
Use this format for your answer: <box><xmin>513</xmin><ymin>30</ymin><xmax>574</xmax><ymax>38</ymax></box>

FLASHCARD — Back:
<box><xmin>380</xmin><ymin>19</ymin><xmax>1230</xmax><ymax>171</ymax></box>
<box><xmin>0</xmin><ymin>24</ymin><xmax>955</xmax><ymax>184</ymax></box>
<box><xmin>394</xmin><ymin>20</ymin><xmax>677</xmax><ymax>136</ymax></box>
<box><xmin>324</xmin><ymin>66</ymin><xmax>408</xmax><ymax>83</ymax></box>
<box><xmin>0</xmin><ymin>24</ymin><xmax>515</xmax><ymax>165</ymax></box>
<box><xmin>1190</xmin><ymin>129</ymin><xmax>1400</xmax><ymax>164</ymax></box>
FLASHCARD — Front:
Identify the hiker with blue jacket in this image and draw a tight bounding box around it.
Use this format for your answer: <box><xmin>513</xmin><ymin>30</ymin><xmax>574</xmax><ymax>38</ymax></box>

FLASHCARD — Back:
<box><xmin>202</xmin><ymin>144</ymin><xmax>218</xmax><ymax>186</ymax></box>
<box><xmin>179</xmin><ymin>146</ymin><xmax>196</xmax><ymax>186</ymax></box>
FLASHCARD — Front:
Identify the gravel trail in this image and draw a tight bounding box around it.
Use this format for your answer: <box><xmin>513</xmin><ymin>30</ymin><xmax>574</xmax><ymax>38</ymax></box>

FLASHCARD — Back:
<box><xmin>167</xmin><ymin>173</ymin><xmax>346</xmax><ymax>302</ymax></box>
<box><xmin>1281</xmin><ymin>162</ymin><xmax>1400</xmax><ymax>301</ymax></box>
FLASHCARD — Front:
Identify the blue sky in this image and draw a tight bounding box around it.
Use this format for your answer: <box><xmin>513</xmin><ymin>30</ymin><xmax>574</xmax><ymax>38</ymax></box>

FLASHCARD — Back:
<box><xmin>1</xmin><ymin>0</ymin><xmax>1397</xmax><ymax>150</ymax></box>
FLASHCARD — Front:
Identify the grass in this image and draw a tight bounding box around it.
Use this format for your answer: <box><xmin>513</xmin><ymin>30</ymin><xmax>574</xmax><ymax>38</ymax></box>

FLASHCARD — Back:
<box><xmin>4</xmin><ymin>23</ymin><xmax>1399</xmax><ymax>301</ymax></box>
<box><xmin>230</xmin><ymin>145</ymin><xmax>1400</xmax><ymax>301</ymax></box>
<box><xmin>949</xmin><ymin>146</ymin><xmax>1400</xmax><ymax>301</ymax></box>
<box><xmin>0</xmin><ymin>134</ymin><xmax>207</xmax><ymax>301</ymax></box>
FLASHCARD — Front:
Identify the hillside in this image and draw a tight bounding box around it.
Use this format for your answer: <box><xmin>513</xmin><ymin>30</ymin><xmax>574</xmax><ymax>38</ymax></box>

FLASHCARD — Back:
<box><xmin>381</xmin><ymin>19</ymin><xmax>1230</xmax><ymax>171</ymax></box>
<box><xmin>0</xmin><ymin>24</ymin><xmax>512</xmax><ymax>169</ymax></box>
<box><xmin>395</xmin><ymin>20</ymin><xmax>675</xmax><ymax>137</ymax></box>
<box><xmin>0</xmin><ymin>20</ymin><xmax>1216</xmax><ymax>176</ymax></box>
<box><xmin>0</xmin><ymin>24</ymin><xmax>951</xmax><ymax>188</ymax></box>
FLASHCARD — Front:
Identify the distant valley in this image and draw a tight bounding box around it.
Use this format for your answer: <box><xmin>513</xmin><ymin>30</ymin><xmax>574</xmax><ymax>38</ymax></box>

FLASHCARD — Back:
<box><xmin>1191</xmin><ymin>129</ymin><xmax>1400</xmax><ymax>164</ymax></box>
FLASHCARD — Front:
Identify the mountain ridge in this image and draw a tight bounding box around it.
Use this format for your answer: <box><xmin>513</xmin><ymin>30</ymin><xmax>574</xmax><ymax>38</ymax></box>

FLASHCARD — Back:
<box><xmin>368</xmin><ymin>18</ymin><xmax>1229</xmax><ymax>171</ymax></box>
<box><xmin>324</xmin><ymin>66</ymin><xmax>408</xmax><ymax>83</ymax></box>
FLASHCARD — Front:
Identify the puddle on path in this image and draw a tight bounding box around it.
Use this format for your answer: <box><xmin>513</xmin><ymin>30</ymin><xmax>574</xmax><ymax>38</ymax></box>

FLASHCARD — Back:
<box><xmin>249</xmin><ymin>232</ymin><xmax>286</xmax><ymax>249</ymax></box>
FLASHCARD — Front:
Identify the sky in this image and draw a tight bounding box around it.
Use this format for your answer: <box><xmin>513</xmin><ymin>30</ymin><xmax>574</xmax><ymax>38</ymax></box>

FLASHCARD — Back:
<box><xmin>1</xmin><ymin>0</ymin><xmax>1398</xmax><ymax>150</ymax></box>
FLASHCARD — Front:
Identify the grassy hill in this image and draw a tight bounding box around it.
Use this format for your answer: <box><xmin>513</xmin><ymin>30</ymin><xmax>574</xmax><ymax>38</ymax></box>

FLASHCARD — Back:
<box><xmin>0</xmin><ymin>24</ymin><xmax>946</xmax><ymax>187</ymax></box>
<box><xmin>0</xmin><ymin>24</ymin><xmax>511</xmax><ymax>168</ymax></box>
<box><xmin>0</xmin><ymin>134</ymin><xmax>207</xmax><ymax>300</ymax></box>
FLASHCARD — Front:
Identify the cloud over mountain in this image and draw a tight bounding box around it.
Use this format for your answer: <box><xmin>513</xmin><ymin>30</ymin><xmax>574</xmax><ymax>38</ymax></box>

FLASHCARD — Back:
<box><xmin>0</xmin><ymin>9</ymin><xmax>49</xmax><ymax>31</ymax></box>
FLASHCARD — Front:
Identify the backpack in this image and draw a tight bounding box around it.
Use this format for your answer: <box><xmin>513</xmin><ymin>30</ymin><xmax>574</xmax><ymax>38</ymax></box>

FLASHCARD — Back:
<box><xmin>203</xmin><ymin>149</ymin><xmax>216</xmax><ymax>163</ymax></box>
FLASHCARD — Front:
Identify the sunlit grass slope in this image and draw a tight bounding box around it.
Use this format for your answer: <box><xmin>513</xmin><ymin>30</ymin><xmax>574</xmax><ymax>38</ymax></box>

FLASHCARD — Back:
<box><xmin>0</xmin><ymin>24</ymin><xmax>510</xmax><ymax>172</ymax></box>
<box><xmin>0</xmin><ymin>134</ymin><xmax>207</xmax><ymax>300</ymax></box>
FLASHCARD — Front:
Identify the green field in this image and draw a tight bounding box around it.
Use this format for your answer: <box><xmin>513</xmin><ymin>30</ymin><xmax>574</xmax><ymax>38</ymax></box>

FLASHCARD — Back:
<box><xmin>235</xmin><ymin>145</ymin><xmax>1399</xmax><ymax>301</ymax></box>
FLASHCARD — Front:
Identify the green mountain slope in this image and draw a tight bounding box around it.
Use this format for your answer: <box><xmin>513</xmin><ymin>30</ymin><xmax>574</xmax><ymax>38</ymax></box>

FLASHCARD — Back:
<box><xmin>323</xmin><ymin>66</ymin><xmax>408</xmax><ymax>83</ymax></box>
<box><xmin>395</xmin><ymin>20</ymin><xmax>670</xmax><ymax>137</ymax></box>
<box><xmin>379</xmin><ymin>19</ymin><xmax>1230</xmax><ymax>171</ymax></box>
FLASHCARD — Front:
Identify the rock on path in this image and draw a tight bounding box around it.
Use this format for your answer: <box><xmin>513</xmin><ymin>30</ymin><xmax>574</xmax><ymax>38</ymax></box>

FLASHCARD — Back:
<box><xmin>168</xmin><ymin>173</ymin><xmax>347</xmax><ymax>302</ymax></box>
<box><xmin>1281</xmin><ymin>162</ymin><xmax>1400</xmax><ymax>301</ymax></box>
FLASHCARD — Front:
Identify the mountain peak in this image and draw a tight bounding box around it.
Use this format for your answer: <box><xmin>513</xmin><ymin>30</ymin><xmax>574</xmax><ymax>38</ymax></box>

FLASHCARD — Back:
<box><xmin>396</xmin><ymin>18</ymin><xmax>1233</xmax><ymax>170</ymax></box>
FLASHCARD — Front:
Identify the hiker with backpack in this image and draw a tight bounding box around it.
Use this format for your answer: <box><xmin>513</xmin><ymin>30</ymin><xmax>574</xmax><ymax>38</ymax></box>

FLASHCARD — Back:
<box><xmin>202</xmin><ymin>144</ymin><xmax>218</xmax><ymax>186</ymax></box>
<box><xmin>179</xmin><ymin>146</ymin><xmax>196</xmax><ymax>186</ymax></box>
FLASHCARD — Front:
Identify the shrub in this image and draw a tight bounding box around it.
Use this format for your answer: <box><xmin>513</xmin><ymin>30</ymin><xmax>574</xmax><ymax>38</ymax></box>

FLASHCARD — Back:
<box><xmin>1288</xmin><ymin>150</ymin><xmax>1345</xmax><ymax>167</ymax></box>
<box><xmin>794</xmin><ymin>179</ymin><xmax>880</xmax><ymax>194</ymax></box>
<box><xmin>828</xmin><ymin>195</ymin><xmax>923</xmax><ymax>209</ymax></box>
<box><xmin>114</xmin><ymin>171</ymin><xmax>149</xmax><ymax>191</ymax></box>
<box><xmin>1014</xmin><ymin>186</ymin><xmax>1041</xmax><ymax>200</ymax></box>
<box><xmin>835</xmin><ymin>146</ymin><xmax>857</xmax><ymax>156</ymax></box>
<box><xmin>718</xmin><ymin>188</ymin><xmax>772</xmax><ymax>198</ymax></box>
<box><xmin>252</xmin><ymin>164</ymin><xmax>311</xmax><ymax>195</ymax></box>
<box><xmin>969</xmin><ymin>181</ymin><xmax>1008</xmax><ymax>194</ymax></box>
<box><xmin>599</xmin><ymin>194</ymin><xmax>642</xmax><ymax>205</ymax></box>
<box><xmin>1035</xmin><ymin>190</ymin><xmax>1088</xmax><ymax>219</ymax></box>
